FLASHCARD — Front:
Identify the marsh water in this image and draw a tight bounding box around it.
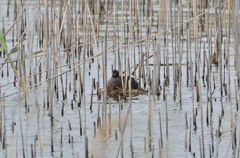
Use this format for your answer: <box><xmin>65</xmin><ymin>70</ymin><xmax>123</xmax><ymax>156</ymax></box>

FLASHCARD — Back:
<box><xmin>0</xmin><ymin>0</ymin><xmax>240</xmax><ymax>157</ymax></box>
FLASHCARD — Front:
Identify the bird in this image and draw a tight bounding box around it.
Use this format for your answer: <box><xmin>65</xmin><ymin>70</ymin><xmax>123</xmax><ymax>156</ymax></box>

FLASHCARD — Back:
<box><xmin>107</xmin><ymin>70</ymin><xmax>138</xmax><ymax>89</ymax></box>
<box><xmin>107</xmin><ymin>70</ymin><xmax>122</xmax><ymax>88</ymax></box>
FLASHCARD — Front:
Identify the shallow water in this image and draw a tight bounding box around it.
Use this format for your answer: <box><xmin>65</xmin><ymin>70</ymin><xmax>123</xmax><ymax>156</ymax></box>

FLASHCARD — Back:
<box><xmin>0</xmin><ymin>0</ymin><xmax>240</xmax><ymax>158</ymax></box>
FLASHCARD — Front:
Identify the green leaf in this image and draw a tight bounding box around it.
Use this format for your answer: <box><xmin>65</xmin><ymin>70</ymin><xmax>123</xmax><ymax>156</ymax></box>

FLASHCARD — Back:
<box><xmin>0</xmin><ymin>30</ymin><xmax>7</xmax><ymax>50</ymax></box>
<box><xmin>19</xmin><ymin>79</ymin><xmax>26</xmax><ymax>95</ymax></box>
<box><xmin>20</xmin><ymin>50</ymin><xmax>43</xmax><ymax>65</ymax></box>
<box><xmin>32</xmin><ymin>50</ymin><xmax>43</xmax><ymax>56</ymax></box>
<box><xmin>0</xmin><ymin>47</ymin><xmax>3</xmax><ymax>52</ymax></box>
<box><xmin>20</xmin><ymin>80</ymin><xmax>24</xmax><ymax>87</ymax></box>
<box><xmin>9</xmin><ymin>47</ymin><xmax>19</xmax><ymax>55</ymax></box>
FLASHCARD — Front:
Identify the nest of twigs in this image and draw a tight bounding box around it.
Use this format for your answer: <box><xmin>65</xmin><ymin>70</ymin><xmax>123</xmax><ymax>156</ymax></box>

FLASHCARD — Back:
<box><xmin>107</xmin><ymin>84</ymin><xmax>147</xmax><ymax>97</ymax></box>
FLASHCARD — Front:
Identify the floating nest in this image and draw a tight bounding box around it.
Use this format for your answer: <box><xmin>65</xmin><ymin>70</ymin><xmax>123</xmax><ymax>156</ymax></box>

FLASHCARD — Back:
<box><xmin>107</xmin><ymin>84</ymin><xmax>148</xmax><ymax>97</ymax></box>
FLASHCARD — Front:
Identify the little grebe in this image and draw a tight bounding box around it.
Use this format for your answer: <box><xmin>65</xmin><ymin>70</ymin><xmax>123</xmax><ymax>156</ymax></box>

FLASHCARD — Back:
<box><xmin>107</xmin><ymin>70</ymin><xmax>138</xmax><ymax>89</ymax></box>
<box><xmin>107</xmin><ymin>70</ymin><xmax>122</xmax><ymax>87</ymax></box>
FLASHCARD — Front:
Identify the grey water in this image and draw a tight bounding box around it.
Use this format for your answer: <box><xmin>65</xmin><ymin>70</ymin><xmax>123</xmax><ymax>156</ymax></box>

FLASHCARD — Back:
<box><xmin>0</xmin><ymin>0</ymin><xmax>239</xmax><ymax>158</ymax></box>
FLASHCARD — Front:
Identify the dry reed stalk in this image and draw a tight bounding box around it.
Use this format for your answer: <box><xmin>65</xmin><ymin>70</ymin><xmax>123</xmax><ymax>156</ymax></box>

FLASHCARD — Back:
<box><xmin>90</xmin><ymin>78</ymin><xmax>94</xmax><ymax>112</ymax></box>
<box><xmin>148</xmin><ymin>85</ymin><xmax>152</xmax><ymax>150</ymax></box>
<box><xmin>208</xmin><ymin>144</ymin><xmax>211</xmax><ymax>158</ymax></box>
<box><xmin>199</xmin><ymin>136</ymin><xmax>202</xmax><ymax>158</ymax></box>
<box><xmin>101</xmin><ymin>90</ymin><xmax>106</xmax><ymax>137</ymax></box>
<box><xmin>1</xmin><ymin>0</ymin><xmax>239</xmax><ymax>157</ymax></box>
<box><xmin>210</xmin><ymin>113</ymin><xmax>214</xmax><ymax>153</ymax></box>
<box><xmin>173</xmin><ymin>9</ymin><xmax>177</xmax><ymax>101</ymax></box>
<box><xmin>234</xmin><ymin>80</ymin><xmax>238</xmax><ymax>110</ymax></box>
<box><xmin>130</xmin><ymin>101</ymin><xmax>133</xmax><ymax>153</ymax></box>
<box><xmin>60</xmin><ymin>126</ymin><xmax>64</xmax><ymax>157</ymax></box>
<box><xmin>159</xmin><ymin>138</ymin><xmax>162</xmax><ymax>158</ymax></box>
<box><xmin>78</xmin><ymin>109</ymin><xmax>82</xmax><ymax>137</ymax></box>
<box><xmin>61</xmin><ymin>102</ymin><xmax>65</xmax><ymax>116</ymax></box>
<box><xmin>227</xmin><ymin>40</ymin><xmax>231</xmax><ymax>101</ymax></box>
<box><xmin>116</xmin><ymin>101</ymin><xmax>132</xmax><ymax>157</ymax></box>
<box><xmin>202</xmin><ymin>49</ymin><xmax>206</xmax><ymax>87</ymax></box>
<box><xmin>218</xmin><ymin>115</ymin><xmax>221</xmax><ymax>138</ymax></box>
<box><xmin>178</xmin><ymin>0</ymin><xmax>182</xmax><ymax>104</ymax></box>
<box><xmin>206</xmin><ymin>81</ymin><xmax>209</xmax><ymax>126</ymax></box>
<box><xmin>108</xmin><ymin>100</ymin><xmax>111</xmax><ymax>135</ymax></box>
<box><xmin>27</xmin><ymin>6</ymin><xmax>44</xmax><ymax>157</ymax></box>
<box><xmin>72</xmin><ymin>52</ymin><xmax>76</xmax><ymax>103</ymax></box>
<box><xmin>197</xmin><ymin>30</ymin><xmax>205</xmax><ymax>158</ymax></box>
<box><xmin>186</xmin><ymin>28</ymin><xmax>189</xmax><ymax>86</ymax></box>
<box><xmin>0</xmin><ymin>86</ymin><xmax>1</xmax><ymax>142</ymax></box>
<box><xmin>65</xmin><ymin>73</ymin><xmax>67</xmax><ymax>99</ymax></box>
<box><xmin>118</xmin><ymin>95</ymin><xmax>122</xmax><ymax>132</ymax></box>
<box><xmin>163</xmin><ymin>80</ymin><xmax>165</xmax><ymax>101</ymax></box>
<box><xmin>159</xmin><ymin>111</ymin><xmax>163</xmax><ymax>147</ymax></box>
<box><xmin>76</xmin><ymin>0</ymin><xmax>82</xmax><ymax>106</ymax></box>
<box><xmin>129</xmin><ymin>0</ymin><xmax>133</xmax><ymax>151</ymax></box>
<box><xmin>93</xmin><ymin>122</ymin><xmax>96</xmax><ymax>138</ymax></box>
<box><xmin>223</xmin><ymin>116</ymin><xmax>238</xmax><ymax>157</ymax></box>
<box><xmin>102</xmin><ymin>0</ymin><xmax>109</xmax><ymax>138</ymax></box>
<box><xmin>185</xmin><ymin>111</ymin><xmax>188</xmax><ymax>149</ymax></box>
<box><xmin>190</xmin><ymin>56</ymin><xmax>196</xmax><ymax>127</ymax></box>
<box><xmin>113</xmin><ymin>1</ymin><xmax>116</xmax><ymax>70</ymax></box>
<box><xmin>12</xmin><ymin>0</ymin><xmax>17</xmax><ymax>45</ymax></box>
<box><xmin>165</xmin><ymin>95</ymin><xmax>168</xmax><ymax>139</ymax></box>
<box><xmin>86</xmin><ymin>2</ymin><xmax>103</xmax><ymax>77</ymax></box>
<box><xmin>115</xmin><ymin>129</ymin><xmax>118</xmax><ymax>140</ymax></box>
<box><xmin>157</xmin><ymin>43</ymin><xmax>161</xmax><ymax>95</ymax></box>
<box><xmin>60</xmin><ymin>74</ymin><xmax>65</xmax><ymax>100</ymax></box>
<box><xmin>82</xmin><ymin>2</ymin><xmax>87</xmax><ymax>157</ymax></box>
<box><xmin>97</xmin><ymin>104</ymin><xmax>101</xmax><ymax>129</ymax></box>
<box><xmin>143</xmin><ymin>137</ymin><xmax>146</xmax><ymax>155</ymax></box>
<box><xmin>1</xmin><ymin>95</ymin><xmax>6</xmax><ymax>157</ymax></box>
<box><xmin>189</xmin><ymin>117</ymin><xmax>191</xmax><ymax>152</ymax></box>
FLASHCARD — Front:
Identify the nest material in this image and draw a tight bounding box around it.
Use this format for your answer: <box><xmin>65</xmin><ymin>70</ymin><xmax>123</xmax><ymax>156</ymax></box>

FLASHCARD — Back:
<box><xmin>107</xmin><ymin>84</ymin><xmax>147</xmax><ymax>97</ymax></box>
